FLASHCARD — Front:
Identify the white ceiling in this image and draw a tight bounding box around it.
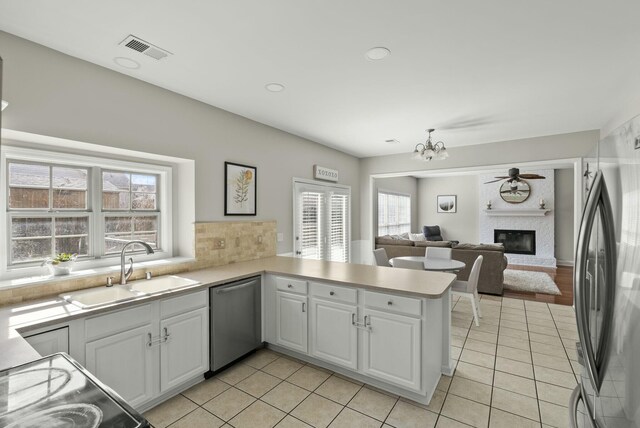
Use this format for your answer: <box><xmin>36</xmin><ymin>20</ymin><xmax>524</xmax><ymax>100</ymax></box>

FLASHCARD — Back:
<box><xmin>1</xmin><ymin>1</ymin><xmax>639</xmax><ymax>157</ymax></box>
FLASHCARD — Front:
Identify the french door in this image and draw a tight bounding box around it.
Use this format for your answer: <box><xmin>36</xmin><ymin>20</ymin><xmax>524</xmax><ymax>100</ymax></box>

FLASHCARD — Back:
<box><xmin>293</xmin><ymin>180</ymin><xmax>350</xmax><ymax>262</ymax></box>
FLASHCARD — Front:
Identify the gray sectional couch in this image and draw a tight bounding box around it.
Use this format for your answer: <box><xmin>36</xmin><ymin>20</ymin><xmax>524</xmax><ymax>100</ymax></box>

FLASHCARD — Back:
<box><xmin>374</xmin><ymin>236</ymin><xmax>508</xmax><ymax>295</ymax></box>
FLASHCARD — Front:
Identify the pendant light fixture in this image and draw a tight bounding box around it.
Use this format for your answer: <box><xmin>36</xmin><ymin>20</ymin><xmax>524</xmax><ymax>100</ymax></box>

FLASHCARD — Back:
<box><xmin>412</xmin><ymin>129</ymin><xmax>448</xmax><ymax>161</ymax></box>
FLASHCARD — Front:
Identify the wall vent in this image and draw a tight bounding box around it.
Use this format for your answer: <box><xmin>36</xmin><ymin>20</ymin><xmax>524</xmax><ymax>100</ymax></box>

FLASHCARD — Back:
<box><xmin>120</xmin><ymin>35</ymin><xmax>172</xmax><ymax>61</ymax></box>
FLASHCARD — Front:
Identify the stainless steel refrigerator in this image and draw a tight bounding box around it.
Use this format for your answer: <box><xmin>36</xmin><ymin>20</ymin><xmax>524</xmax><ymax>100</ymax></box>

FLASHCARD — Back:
<box><xmin>571</xmin><ymin>114</ymin><xmax>640</xmax><ymax>427</ymax></box>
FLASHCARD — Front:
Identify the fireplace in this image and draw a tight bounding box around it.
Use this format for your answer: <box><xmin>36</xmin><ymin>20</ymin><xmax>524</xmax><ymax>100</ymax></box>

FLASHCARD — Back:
<box><xmin>494</xmin><ymin>229</ymin><xmax>536</xmax><ymax>255</ymax></box>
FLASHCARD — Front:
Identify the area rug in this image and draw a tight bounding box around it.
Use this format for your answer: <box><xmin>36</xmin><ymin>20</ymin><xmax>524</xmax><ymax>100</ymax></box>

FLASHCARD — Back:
<box><xmin>503</xmin><ymin>269</ymin><xmax>562</xmax><ymax>295</ymax></box>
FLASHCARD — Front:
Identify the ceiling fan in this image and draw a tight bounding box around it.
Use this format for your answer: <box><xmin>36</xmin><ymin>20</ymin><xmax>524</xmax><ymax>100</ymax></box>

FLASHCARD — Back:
<box><xmin>484</xmin><ymin>167</ymin><xmax>546</xmax><ymax>184</ymax></box>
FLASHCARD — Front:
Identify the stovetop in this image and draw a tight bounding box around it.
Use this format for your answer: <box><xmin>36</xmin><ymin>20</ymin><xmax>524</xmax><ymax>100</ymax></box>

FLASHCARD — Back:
<box><xmin>0</xmin><ymin>353</ymin><xmax>149</xmax><ymax>428</ymax></box>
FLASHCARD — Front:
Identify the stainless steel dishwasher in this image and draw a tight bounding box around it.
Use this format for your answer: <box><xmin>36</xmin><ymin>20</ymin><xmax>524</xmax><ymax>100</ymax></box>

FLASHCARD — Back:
<box><xmin>209</xmin><ymin>276</ymin><xmax>262</xmax><ymax>373</ymax></box>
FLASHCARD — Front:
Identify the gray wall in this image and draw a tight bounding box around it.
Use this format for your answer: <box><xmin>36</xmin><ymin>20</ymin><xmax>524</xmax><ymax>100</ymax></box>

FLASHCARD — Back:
<box><xmin>360</xmin><ymin>131</ymin><xmax>598</xmax><ymax>245</ymax></box>
<box><xmin>554</xmin><ymin>169</ymin><xmax>575</xmax><ymax>263</ymax></box>
<box><xmin>0</xmin><ymin>31</ymin><xmax>360</xmax><ymax>254</ymax></box>
<box><xmin>417</xmin><ymin>176</ymin><xmax>479</xmax><ymax>244</ymax></box>
<box><xmin>373</xmin><ymin>176</ymin><xmax>419</xmax><ymax>233</ymax></box>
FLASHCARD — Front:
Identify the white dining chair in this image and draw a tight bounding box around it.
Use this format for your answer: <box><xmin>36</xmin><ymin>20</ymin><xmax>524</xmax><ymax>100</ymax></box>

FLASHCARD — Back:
<box><xmin>392</xmin><ymin>258</ymin><xmax>425</xmax><ymax>270</ymax></box>
<box><xmin>425</xmin><ymin>247</ymin><xmax>452</xmax><ymax>260</ymax></box>
<box><xmin>373</xmin><ymin>248</ymin><xmax>391</xmax><ymax>267</ymax></box>
<box><xmin>451</xmin><ymin>255</ymin><xmax>483</xmax><ymax>326</ymax></box>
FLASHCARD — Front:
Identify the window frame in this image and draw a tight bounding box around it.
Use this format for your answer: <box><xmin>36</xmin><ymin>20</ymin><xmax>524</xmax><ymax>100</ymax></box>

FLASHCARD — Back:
<box><xmin>1</xmin><ymin>146</ymin><xmax>173</xmax><ymax>279</ymax></box>
<box><xmin>377</xmin><ymin>189</ymin><xmax>412</xmax><ymax>237</ymax></box>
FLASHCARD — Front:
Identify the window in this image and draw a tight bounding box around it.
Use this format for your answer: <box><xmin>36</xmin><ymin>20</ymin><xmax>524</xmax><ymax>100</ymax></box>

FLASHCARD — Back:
<box><xmin>293</xmin><ymin>180</ymin><xmax>351</xmax><ymax>263</ymax></box>
<box><xmin>377</xmin><ymin>190</ymin><xmax>411</xmax><ymax>236</ymax></box>
<box><xmin>8</xmin><ymin>162</ymin><xmax>90</xmax><ymax>263</ymax></box>
<box><xmin>102</xmin><ymin>171</ymin><xmax>159</xmax><ymax>253</ymax></box>
<box><xmin>2</xmin><ymin>147</ymin><xmax>171</xmax><ymax>273</ymax></box>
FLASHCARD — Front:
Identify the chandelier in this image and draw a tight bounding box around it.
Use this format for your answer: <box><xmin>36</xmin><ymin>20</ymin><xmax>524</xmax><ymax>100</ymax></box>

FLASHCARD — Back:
<box><xmin>412</xmin><ymin>129</ymin><xmax>448</xmax><ymax>161</ymax></box>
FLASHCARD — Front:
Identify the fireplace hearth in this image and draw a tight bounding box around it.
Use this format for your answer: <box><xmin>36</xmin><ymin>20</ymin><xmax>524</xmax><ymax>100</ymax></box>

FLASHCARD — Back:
<box><xmin>494</xmin><ymin>229</ymin><xmax>536</xmax><ymax>255</ymax></box>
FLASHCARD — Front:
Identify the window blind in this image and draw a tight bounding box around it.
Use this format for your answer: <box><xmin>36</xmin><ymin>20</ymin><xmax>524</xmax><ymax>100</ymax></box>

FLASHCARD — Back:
<box><xmin>377</xmin><ymin>190</ymin><xmax>411</xmax><ymax>236</ymax></box>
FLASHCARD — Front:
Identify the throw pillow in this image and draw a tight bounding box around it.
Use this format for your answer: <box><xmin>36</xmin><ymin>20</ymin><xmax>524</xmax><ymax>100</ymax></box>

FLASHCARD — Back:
<box><xmin>423</xmin><ymin>225</ymin><xmax>443</xmax><ymax>241</ymax></box>
<box><xmin>409</xmin><ymin>233</ymin><xmax>426</xmax><ymax>242</ymax></box>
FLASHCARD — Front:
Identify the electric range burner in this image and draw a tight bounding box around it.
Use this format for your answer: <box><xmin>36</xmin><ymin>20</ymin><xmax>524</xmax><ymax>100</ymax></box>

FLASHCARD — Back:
<box><xmin>0</xmin><ymin>353</ymin><xmax>148</xmax><ymax>428</ymax></box>
<box><xmin>5</xmin><ymin>403</ymin><xmax>102</xmax><ymax>428</ymax></box>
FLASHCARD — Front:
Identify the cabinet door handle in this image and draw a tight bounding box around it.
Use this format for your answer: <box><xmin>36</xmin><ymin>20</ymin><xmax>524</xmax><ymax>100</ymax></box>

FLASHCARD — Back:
<box><xmin>302</xmin><ymin>302</ymin><xmax>306</xmax><ymax>312</ymax></box>
<box><xmin>352</xmin><ymin>313</ymin><xmax>371</xmax><ymax>331</ymax></box>
<box><xmin>387</xmin><ymin>300</ymin><xmax>393</xmax><ymax>306</ymax></box>
<box><xmin>364</xmin><ymin>315</ymin><xmax>370</xmax><ymax>326</ymax></box>
<box><xmin>288</xmin><ymin>284</ymin><xmax>293</xmax><ymax>288</ymax></box>
<box><xmin>330</xmin><ymin>291</ymin><xmax>335</xmax><ymax>296</ymax></box>
<box><xmin>147</xmin><ymin>333</ymin><xmax>163</xmax><ymax>347</ymax></box>
<box><xmin>163</xmin><ymin>327</ymin><xmax>170</xmax><ymax>343</ymax></box>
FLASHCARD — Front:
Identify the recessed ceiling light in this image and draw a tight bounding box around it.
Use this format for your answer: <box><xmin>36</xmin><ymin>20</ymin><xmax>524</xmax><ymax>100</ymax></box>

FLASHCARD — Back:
<box><xmin>113</xmin><ymin>57</ymin><xmax>141</xmax><ymax>70</ymax></box>
<box><xmin>265</xmin><ymin>83</ymin><xmax>285</xmax><ymax>92</ymax></box>
<box><xmin>365</xmin><ymin>47</ymin><xmax>391</xmax><ymax>61</ymax></box>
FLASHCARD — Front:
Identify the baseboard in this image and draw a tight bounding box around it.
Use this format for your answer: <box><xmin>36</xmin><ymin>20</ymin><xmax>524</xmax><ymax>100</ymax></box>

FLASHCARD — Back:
<box><xmin>507</xmin><ymin>264</ymin><xmax>557</xmax><ymax>273</ymax></box>
<box><xmin>556</xmin><ymin>259</ymin><xmax>575</xmax><ymax>267</ymax></box>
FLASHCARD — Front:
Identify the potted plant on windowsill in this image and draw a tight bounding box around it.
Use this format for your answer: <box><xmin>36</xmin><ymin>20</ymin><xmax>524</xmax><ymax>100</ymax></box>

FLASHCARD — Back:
<box><xmin>42</xmin><ymin>253</ymin><xmax>78</xmax><ymax>276</ymax></box>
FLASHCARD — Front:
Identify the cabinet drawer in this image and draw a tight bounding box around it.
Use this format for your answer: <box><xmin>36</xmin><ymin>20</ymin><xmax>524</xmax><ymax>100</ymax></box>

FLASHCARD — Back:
<box><xmin>275</xmin><ymin>276</ymin><xmax>308</xmax><ymax>295</ymax></box>
<box><xmin>86</xmin><ymin>304</ymin><xmax>152</xmax><ymax>341</ymax></box>
<box><xmin>364</xmin><ymin>291</ymin><xmax>422</xmax><ymax>318</ymax></box>
<box><xmin>310</xmin><ymin>282</ymin><xmax>357</xmax><ymax>304</ymax></box>
<box><xmin>160</xmin><ymin>290</ymin><xmax>207</xmax><ymax>319</ymax></box>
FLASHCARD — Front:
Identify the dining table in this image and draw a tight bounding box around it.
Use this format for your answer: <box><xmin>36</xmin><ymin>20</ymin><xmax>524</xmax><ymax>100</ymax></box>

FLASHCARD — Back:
<box><xmin>390</xmin><ymin>256</ymin><xmax>466</xmax><ymax>272</ymax></box>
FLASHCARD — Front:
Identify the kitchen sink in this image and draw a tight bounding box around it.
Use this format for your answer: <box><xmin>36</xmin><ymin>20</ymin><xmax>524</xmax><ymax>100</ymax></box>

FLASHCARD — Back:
<box><xmin>61</xmin><ymin>286</ymin><xmax>144</xmax><ymax>309</ymax></box>
<box><xmin>128</xmin><ymin>275</ymin><xmax>200</xmax><ymax>294</ymax></box>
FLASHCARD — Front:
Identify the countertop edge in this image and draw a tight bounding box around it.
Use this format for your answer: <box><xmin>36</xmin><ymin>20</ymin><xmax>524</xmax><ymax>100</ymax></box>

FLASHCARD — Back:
<box><xmin>1</xmin><ymin>256</ymin><xmax>454</xmax><ymax>370</ymax></box>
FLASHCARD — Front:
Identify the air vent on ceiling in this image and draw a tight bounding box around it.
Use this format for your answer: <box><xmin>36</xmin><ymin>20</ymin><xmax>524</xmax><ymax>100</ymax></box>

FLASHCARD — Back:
<box><xmin>119</xmin><ymin>35</ymin><xmax>172</xmax><ymax>61</ymax></box>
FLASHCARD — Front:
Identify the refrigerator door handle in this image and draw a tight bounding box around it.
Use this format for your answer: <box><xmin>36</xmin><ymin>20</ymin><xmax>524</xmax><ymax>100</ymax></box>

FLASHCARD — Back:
<box><xmin>569</xmin><ymin>384</ymin><xmax>598</xmax><ymax>428</ymax></box>
<box><xmin>574</xmin><ymin>170</ymin><xmax>617</xmax><ymax>394</ymax></box>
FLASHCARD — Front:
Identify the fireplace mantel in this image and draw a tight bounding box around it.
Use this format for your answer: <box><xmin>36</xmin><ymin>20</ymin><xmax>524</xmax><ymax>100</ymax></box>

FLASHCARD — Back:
<box><xmin>483</xmin><ymin>209</ymin><xmax>551</xmax><ymax>217</ymax></box>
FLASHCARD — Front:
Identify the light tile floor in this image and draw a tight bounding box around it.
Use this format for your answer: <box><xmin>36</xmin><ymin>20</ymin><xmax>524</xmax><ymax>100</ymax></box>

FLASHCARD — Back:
<box><xmin>144</xmin><ymin>295</ymin><xmax>578</xmax><ymax>428</ymax></box>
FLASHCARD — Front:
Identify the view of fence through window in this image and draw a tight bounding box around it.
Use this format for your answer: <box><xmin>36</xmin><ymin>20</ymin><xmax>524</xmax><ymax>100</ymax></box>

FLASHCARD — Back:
<box><xmin>7</xmin><ymin>161</ymin><xmax>160</xmax><ymax>265</ymax></box>
<box><xmin>102</xmin><ymin>171</ymin><xmax>159</xmax><ymax>253</ymax></box>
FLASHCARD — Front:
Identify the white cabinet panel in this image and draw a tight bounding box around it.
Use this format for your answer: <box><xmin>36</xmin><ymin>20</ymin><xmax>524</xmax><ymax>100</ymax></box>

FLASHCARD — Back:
<box><xmin>276</xmin><ymin>291</ymin><xmax>308</xmax><ymax>353</ymax></box>
<box><xmin>310</xmin><ymin>298</ymin><xmax>357</xmax><ymax>370</ymax></box>
<box><xmin>362</xmin><ymin>308</ymin><xmax>421</xmax><ymax>392</ymax></box>
<box><xmin>24</xmin><ymin>327</ymin><xmax>69</xmax><ymax>356</ymax></box>
<box><xmin>85</xmin><ymin>324</ymin><xmax>156</xmax><ymax>408</ymax></box>
<box><xmin>160</xmin><ymin>307</ymin><xmax>208</xmax><ymax>392</ymax></box>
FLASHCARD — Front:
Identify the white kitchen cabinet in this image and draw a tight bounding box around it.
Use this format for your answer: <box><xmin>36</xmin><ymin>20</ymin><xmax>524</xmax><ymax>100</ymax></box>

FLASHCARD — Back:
<box><xmin>276</xmin><ymin>291</ymin><xmax>308</xmax><ymax>353</ymax></box>
<box><xmin>309</xmin><ymin>297</ymin><xmax>357</xmax><ymax>370</ymax></box>
<box><xmin>160</xmin><ymin>307</ymin><xmax>208</xmax><ymax>393</ymax></box>
<box><xmin>24</xmin><ymin>326</ymin><xmax>69</xmax><ymax>356</ymax></box>
<box><xmin>84</xmin><ymin>290</ymin><xmax>208</xmax><ymax>409</ymax></box>
<box><xmin>361</xmin><ymin>308</ymin><xmax>422</xmax><ymax>392</ymax></box>
<box><xmin>85</xmin><ymin>324</ymin><xmax>156</xmax><ymax>408</ymax></box>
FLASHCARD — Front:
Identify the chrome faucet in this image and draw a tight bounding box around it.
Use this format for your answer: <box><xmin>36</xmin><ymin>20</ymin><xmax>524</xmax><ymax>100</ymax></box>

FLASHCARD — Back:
<box><xmin>120</xmin><ymin>240</ymin><xmax>155</xmax><ymax>285</ymax></box>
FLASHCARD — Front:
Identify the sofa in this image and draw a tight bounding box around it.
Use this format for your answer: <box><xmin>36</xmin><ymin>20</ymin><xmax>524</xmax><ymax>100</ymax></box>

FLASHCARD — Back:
<box><xmin>374</xmin><ymin>236</ymin><xmax>508</xmax><ymax>295</ymax></box>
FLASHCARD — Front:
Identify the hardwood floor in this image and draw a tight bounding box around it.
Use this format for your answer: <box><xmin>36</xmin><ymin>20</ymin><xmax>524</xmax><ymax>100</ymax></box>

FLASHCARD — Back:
<box><xmin>499</xmin><ymin>264</ymin><xmax>574</xmax><ymax>306</ymax></box>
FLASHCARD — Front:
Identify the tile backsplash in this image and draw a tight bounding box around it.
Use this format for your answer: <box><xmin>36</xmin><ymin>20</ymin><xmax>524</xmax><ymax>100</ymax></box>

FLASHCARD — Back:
<box><xmin>0</xmin><ymin>220</ymin><xmax>277</xmax><ymax>306</ymax></box>
<box><xmin>192</xmin><ymin>220</ymin><xmax>277</xmax><ymax>269</ymax></box>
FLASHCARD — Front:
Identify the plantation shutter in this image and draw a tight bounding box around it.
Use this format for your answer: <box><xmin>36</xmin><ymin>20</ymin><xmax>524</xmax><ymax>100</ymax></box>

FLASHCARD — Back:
<box><xmin>328</xmin><ymin>191</ymin><xmax>350</xmax><ymax>262</ymax></box>
<box><xmin>294</xmin><ymin>181</ymin><xmax>350</xmax><ymax>262</ymax></box>
<box><xmin>298</xmin><ymin>190</ymin><xmax>324</xmax><ymax>260</ymax></box>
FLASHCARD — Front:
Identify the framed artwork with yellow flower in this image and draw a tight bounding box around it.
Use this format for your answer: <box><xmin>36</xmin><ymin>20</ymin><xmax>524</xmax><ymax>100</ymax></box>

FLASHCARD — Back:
<box><xmin>224</xmin><ymin>161</ymin><xmax>257</xmax><ymax>215</ymax></box>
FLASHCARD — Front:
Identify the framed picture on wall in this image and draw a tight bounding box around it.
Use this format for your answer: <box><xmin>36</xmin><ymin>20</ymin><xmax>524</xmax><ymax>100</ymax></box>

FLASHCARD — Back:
<box><xmin>225</xmin><ymin>161</ymin><xmax>257</xmax><ymax>215</ymax></box>
<box><xmin>437</xmin><ymin>195</ymin><xmax>457</xmax><ymax>213</ymax></box>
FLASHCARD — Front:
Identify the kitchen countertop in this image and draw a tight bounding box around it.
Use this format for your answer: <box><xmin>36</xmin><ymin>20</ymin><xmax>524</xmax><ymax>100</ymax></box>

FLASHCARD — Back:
<box><xmin>0</xmin><ymin>256</ymin><xmax>455</xmax><ymax>371</ymax></box>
